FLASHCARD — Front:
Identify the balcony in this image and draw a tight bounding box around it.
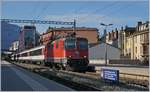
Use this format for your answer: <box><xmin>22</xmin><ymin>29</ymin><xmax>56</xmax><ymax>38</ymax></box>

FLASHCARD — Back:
<box><xmin>141</xmin><ymin>51</ymin><xmax>149</xmax><ymax>57</ymax></box>
<box><xmin>141</xmin><ymin>40</ymin><xmax>149</xmax><ymax>45</ymax></box>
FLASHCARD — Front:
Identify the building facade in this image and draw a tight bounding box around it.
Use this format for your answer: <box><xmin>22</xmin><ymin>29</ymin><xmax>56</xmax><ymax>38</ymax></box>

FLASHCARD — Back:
<box><xmin>19</xmin><ymin>25</ymin><xmax>40</xmax><ymax>51</ymax></box>
<box><xmin>1</xmin><ymin>21</ymin><xmax>20</xmax><ymax>50</ymax></box>
<box><xmin>40</xmin><ymin>27</ymin><xmax>99</xmax><ymax>45</ymax></box>
<box><xmin>89</xmin><ymin>42</ymin><xmax>121</xmax><ymax>60</ymax></box>
<box><xmin>122</xmin><ymin>21</ymin><xmax>149</xmax><ymax>64</ymax></box>
<box><xmin>9</xmin><ymin>41</ymin><xmax>19</xmax><ymax>51</ymax></box>
<box><xmin>106</xmin><ymin>28</ymin><xmax>119</xmax><ymax>48</ymax></box>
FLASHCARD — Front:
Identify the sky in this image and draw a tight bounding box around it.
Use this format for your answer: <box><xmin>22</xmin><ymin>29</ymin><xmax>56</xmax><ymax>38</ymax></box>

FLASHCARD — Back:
<box><xmin>1</xmin><ymin>0</ymin><xmax>149</xmax><ymax>36</ymax></box>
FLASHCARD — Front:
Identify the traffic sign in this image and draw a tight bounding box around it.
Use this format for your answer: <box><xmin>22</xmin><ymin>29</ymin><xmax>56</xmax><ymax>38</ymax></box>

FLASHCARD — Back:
<box><xmin>101</xmin><ymin>68</ymin><xmax>119</xmax><ymax>82</ymax></box>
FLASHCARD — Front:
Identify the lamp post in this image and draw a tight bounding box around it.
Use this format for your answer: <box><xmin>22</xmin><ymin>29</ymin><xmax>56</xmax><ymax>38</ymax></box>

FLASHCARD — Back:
<box><xmin>100</xmin><ymin>23</ymin><xmax>113</xmax><ymax>66</ymax></box>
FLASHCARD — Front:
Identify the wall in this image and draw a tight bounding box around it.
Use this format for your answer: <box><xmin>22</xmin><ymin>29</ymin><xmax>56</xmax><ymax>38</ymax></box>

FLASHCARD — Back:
<box><xmin>89</xmin><ymin>59</ymin><xmax>108</xmax><ymax>65</ymax></box>
<box><xmin>89</xmin><ymin>43</ymin><xmax>121</xmax><ymax>60</ymax></box>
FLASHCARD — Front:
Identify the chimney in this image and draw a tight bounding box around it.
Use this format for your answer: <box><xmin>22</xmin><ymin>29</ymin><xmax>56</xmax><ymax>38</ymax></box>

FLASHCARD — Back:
<box><xmin>121</xmin><ymin>27</ymin><xmax>123</xmax><ymax>31</ymax></box>
<box><xmin>111</xmin><ymin>30</ymin><xmax>114</xmax><ymax>40</ymax></box>
<box><xmin>138</xmin><ymin>21</ymin><xmax>142</xmax><ymax>26</ymax></box>
<box><xmin>116</xmin><ymin>30</ymin><xmax>118</xmax><ymax>39</ymax></box>
<box><xmin>109</xmin><ymin>32</ymin><xmax>111</xmax><ymax>40</ymax></box>
<box><xmin>115</xmin><ymin>28</ymin><xmax>117</xmax><ymax>31</ymax></box>
<box><xmin>125</xmin><ymin>25</ymin><xmax>128</xmax><ymax>29</ymax></box>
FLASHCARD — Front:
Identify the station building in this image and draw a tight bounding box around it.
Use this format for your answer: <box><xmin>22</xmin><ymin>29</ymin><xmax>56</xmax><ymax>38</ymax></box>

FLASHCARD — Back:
<box><xmin>40</xmin><ymin>27</ymin><xmax>99</xmax><ymax>45</ymax></box>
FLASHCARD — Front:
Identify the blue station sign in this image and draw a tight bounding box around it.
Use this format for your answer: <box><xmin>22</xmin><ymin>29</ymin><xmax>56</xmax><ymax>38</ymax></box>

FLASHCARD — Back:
<box><xmin>101</xmin><ymin>68</ymin><xmax>119</xmax><ymax>82</ymax></box>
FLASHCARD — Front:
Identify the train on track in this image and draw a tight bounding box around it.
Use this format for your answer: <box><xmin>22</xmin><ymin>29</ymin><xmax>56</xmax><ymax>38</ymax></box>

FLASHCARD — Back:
<box><xmin>11</xmin><ymin>35</ymin><xmax>89</xmax><ymax>72</ymax></box>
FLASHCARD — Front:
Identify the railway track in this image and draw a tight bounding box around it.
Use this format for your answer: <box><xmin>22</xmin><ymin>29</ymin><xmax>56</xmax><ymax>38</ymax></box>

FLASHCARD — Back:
<box><xmin>86</xmin><ymin>71</ymin><xmax>149</xmax><ymax>88</ymax></box>
<box><xmin>10</xmin><ymin>62</ymin><xmax>101</xmax><ymax>91</ymax></box>
<box><xmin>10</xmin><ymin>61</ymin><xmax>149</xmax><ymax>91</ymax></box>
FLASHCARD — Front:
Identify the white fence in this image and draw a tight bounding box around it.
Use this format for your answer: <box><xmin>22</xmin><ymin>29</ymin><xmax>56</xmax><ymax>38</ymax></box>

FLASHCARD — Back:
<box><xmin>89</xmin><ymin>59</ymin><xmax>108</xmax><ymax>65</ymax></box>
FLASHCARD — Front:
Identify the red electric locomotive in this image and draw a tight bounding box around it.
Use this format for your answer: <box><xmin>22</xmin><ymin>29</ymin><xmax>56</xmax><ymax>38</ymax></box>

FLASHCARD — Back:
<box><xmin>44</xmin><ymin>36</ymin><xmax>89</xmax><ymax>71</ymax></box>
<box><xmin>11</xmin><ymin>33</ymin><xmax>89</xmax><ymax>72</ymax></box>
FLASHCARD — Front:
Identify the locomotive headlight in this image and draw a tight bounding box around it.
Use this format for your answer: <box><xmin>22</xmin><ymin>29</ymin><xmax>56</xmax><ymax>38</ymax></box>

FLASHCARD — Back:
<box><xmin>83</xmin><ymin>56</ymin><xmax>87</xmax><ymax>58</ymax></box>
<box><xmin>67</xmin><ymin>56</ymin><xmax>72</xmax><ymax>59</ymax></box>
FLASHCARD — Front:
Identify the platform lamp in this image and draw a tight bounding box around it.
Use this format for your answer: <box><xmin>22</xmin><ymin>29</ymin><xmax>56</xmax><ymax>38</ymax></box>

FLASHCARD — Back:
<box><xmin>100</xmin><ymin>23</ymin><xmax>113</xmax><ymax>66</ymax></box>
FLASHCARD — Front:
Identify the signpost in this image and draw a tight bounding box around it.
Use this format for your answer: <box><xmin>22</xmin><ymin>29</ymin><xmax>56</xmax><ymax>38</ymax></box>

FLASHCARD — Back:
<box><xmin>101</xmin><ymin>68</ymin><xmax>119</xmax><ymax>83</ymax></box>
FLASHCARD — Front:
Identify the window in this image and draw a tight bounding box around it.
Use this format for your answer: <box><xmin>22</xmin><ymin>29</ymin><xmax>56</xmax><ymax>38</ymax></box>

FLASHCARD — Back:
<box><xmin>78</xmin><ymin>39</ymin><xmax>88</xmax><ymax>49</ymax></box>
<box><xmin>30</xmin><ymin>49</ymin><xmax>42</xmax><ymax>56</ymax></box>
<box><xmin>24</xmin><ymin>26</ymin><xmax>35</xmax><ymax>29</ymax></box>
<box><xmin>143</xmin><ymin>46</ymin><xmax>148</xmax><ymax>54</ymax></box>
<box><xmin>17</xmin><ymin>54</ymin><xmax>19</xmax><ymax>58</ymax></box>
<box><xmin>135</xmin><ymin>47</ymin><xmax>137</xmax><ymax>53</ymax></box>
<box><xmin>22</xmin><ymin>53</ymin><xmax>27</xmax><ymax>56</ymax></box>
<box><xmin>146</xmin><ymin>23</ymin><xmax>149</xmax><ymax>28</ymax></box>
<box><xmin>129</xmin><ymin>48</ymin><xmax>131</xmax><ymax>53</ymax></box>
<box><xmin>145</xmin><ymin>34</ymin><xmax>149</xmax><ymax>41</ymax></box>
<box><xmin>134</xmin><ymin>37</ymin><xmax>137</xmax><ymax>43</ymax></box>
<box><xmin>65</xmin><ymin>38</ymin><xmax>76</xmax><ymax>49</ymax></box>
<box><xmin>140</xmin><ymin>35</ymin><xmax>143</xmax><ymax>42</ymax></box>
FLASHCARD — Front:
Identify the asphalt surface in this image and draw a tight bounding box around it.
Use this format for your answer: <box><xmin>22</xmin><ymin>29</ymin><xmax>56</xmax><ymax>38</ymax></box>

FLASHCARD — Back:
<box><xmin>1</xmin><ymin>60</ymin><xmax>73</xmax><ymax>91</ymax></box>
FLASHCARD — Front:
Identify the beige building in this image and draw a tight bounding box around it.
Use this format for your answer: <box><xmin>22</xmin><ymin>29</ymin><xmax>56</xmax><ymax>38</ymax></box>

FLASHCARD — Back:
<box><xmin>122</xmin><ymin>21</ymin><xmax>149</xmax><ymax>64</ymax></box>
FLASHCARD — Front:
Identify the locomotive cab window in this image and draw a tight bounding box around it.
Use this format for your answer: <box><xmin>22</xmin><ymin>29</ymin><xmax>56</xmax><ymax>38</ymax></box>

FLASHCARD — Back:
<box><xmin>78</xmin><ymin>39</ymin><xmax>88</xmax><ymax>49</ymax></box>
<box><xmin>65</xmin><ymin>38</ymin><xmax>76</xmax><ymax>49</ymax></box>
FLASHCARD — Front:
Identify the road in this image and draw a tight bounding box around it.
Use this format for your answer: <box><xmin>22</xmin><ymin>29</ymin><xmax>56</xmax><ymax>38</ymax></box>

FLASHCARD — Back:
<box><xmin>1</xmin><ymin>60</ymin><xmax>73</xmax><ymax>91</ymax></box>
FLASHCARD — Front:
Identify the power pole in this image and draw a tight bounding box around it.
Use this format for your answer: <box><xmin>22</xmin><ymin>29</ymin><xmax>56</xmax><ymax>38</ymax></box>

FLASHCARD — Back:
<box><xmin>73</xmin><ymin>19</ymin><xmax>76</xmax><ymax>37</ymax></box>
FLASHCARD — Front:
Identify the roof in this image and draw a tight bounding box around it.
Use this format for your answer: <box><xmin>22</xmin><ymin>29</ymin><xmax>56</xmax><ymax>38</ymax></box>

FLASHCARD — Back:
<box><xmin>18</xmin><ymin>45</ymin><xmax>45</xmax><ymax>54</ymax></box>
<box><xmin>41</xmin><ymin>27</ymin><xmax>98</xmax><ymax>35</ymax></box>
<box><xmin>89</xmin><ymin>41</ymin><xmax>121</xmax><ymax>50</ymax></box>
<box><xmin>124</xmin><ymin>27</ymin><xmax>136</xmax><ymax>32</ymax></box>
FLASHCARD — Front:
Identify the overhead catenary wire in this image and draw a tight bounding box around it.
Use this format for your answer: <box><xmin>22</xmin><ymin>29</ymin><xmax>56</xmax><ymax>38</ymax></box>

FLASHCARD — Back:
<box><xmin>76</xmin><ymin>1</ymin><xmax>121</xmax><ymax>21</ymax></box>
<box><xmin>60</xmin><ymin>3</ymin><xmax>89</xmax><ymax>22</ymax></box>
<box><xmin>98</xmin><ymin>2</ymin><xmax>140</xmax><ymax>36</ymax></box>
<box><xmin>97</xmin><ymin>2</ymin><xmax>141</xmax><ymax>30</ymax></box>
<box><xmin>97</xmin><ymin>2</ymin><xmax>137</xmax><ymax>20</ymax></box>
<box><xmin>36</xmin><ymin>2</ymin><xmax>54</xmax><ymax>20</ymax></box>
<box><xmin>31</xmin><ymin>2</ymin><xmax>40</xmax><ymax>20</ymax></box>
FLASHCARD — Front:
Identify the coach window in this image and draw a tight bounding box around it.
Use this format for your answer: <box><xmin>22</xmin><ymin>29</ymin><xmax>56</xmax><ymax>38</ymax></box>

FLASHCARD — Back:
<box><xmin>17</xmin><ymin>54</ymin><xmax>19</xmax><ymax>58</ymax></box>
<box><xmin>34</xmin><ymin>49</ymin><xmax>42</xmax><ymax>56</ymax></box>
<box><xmin>36</xmin><ymin>49</ymin><xmax>42</xmax><ymax>55</ymax></box>
<box><xmin>22</xmin><ymin>53</ymin><xmax>27</xmax><ymax>56</ymax></box>
<box><xmin>30</xmin><ymin>51</ymin><xmax>33</xmax><ymax>56</ymax></box>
